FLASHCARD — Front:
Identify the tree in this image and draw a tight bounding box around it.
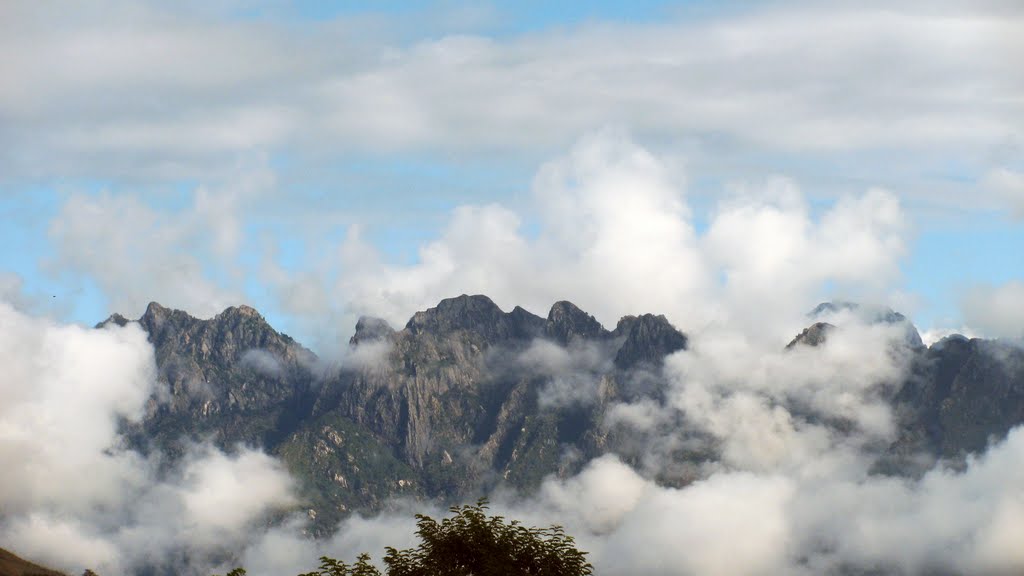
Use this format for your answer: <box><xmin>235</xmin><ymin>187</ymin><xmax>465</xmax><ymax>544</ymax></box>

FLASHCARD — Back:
<box><xmin>298</xmin><ymin>553</ymin><xmax>382</xmax><ymax>576</ymax></box>
<box><xmin>216</xmin><ymin>500</ymin><xmax>592</xmax><ymax>576</ymax></box>
<box><xmin>383</xmin><ymin>500</ymin><xmax>592</xmax><ymax>576</ymax></box>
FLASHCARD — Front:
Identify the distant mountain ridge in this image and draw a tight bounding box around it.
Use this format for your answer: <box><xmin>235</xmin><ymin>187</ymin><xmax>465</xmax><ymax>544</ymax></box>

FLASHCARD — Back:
<box><xmin>97</xmin><ymin>295</ymin><xmax>1024</xmax><ymax>536</ymax></box>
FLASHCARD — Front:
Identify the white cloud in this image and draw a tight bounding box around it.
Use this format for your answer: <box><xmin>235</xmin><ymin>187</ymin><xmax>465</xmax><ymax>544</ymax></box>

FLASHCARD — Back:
<box><xmin>317</xmin><ymin>132</ymin><xmax>906</xmax><ymax>346</ymax></box>
<box><xmin>920</xmin><ymin>326</ymin><xmax>980</xmax><ymax>346</ymax></box>
<box><xmin>0</xmin><ymin>300</ymin><xmax>300</xmax><ymax>575</ymax></box>
<box><xmin>179</xmin><ymin>447</ymin><xmax>297</xmax><ymax>544</ymax></box>
<box><xmin>961</xmin><ymin>281</ymin><xmax>1024</xmax><ymax>340</ymax></box>
<box><xmin>240</xmin><ymin>348</ymin><xmax>285</xmax><ymax>376</ymax></box>
<box><xmin>46</xmin><ymin>164</ymin><xmax>273</xmax><ymax>319</ymax></box>
<box><xmin>516</xmin><ymin>339</ymin><xmax>613</xmax><ymax>408</ymax></box>
<box><xmin>0</xmin><ymin>303</ymin><xmax>156</xmax><ymax>515</ymax></box>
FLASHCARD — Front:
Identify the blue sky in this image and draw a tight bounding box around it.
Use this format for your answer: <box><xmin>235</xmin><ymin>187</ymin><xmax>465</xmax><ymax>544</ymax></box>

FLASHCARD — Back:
<box><xmin>1</xmin><ymin>0</ymin><xmax>1022</xmax><ymax>349</ymax></box>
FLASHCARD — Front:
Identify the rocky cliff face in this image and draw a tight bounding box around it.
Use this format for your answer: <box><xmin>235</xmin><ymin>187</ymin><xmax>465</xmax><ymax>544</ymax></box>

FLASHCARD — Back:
<box><xmin>102</xmin><ymin>302</ymin><xmax>319</xmax><ymax>457</ymax></box>
<box><xmin>786</xmin><ymin>322</ymin><xmax>835</xmax><ymax>349</ymax></box>
<box><xmin>107</xmin><ymin>296</ymin><xmax>1024</xmax><ymax>536</ymax></box>
<box><xmin>786</xmin><ymin>303</ymin><xmax>1024</xmax><ymax>473</ymax></box>
<box><xmin>890</xmin><ymin>336</ymin><xmax>1024</xmax><ymax>468</ymax></box>
<box><xmin>307</xmin><ymin>295</ymin><xmax>689</xmax><ymax>510</ymax></box>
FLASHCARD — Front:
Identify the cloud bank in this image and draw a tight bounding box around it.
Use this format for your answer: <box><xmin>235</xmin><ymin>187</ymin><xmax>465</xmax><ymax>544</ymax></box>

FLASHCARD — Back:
<box><xmin>0</xmin><ymin>302</ymin><xmax>296</xmax><ymax>575</ymax></box>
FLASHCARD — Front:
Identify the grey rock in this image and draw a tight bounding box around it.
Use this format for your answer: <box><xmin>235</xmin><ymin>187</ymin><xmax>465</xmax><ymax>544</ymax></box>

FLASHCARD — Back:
<box><xmin>350</xmin><ymin>316</ymin><xmax>395</xmax><ymax>345</ymax></box>
<box><xmin>545</xmin><ymin>300</ymin><xmax>608</xmax><ymax>344</ymax></box>
<box><xmin>613</xmin><ymin>314</ymin><xmax>688</xmax><ymax>369</ymax></box>
<box><xmin>786</xmin><ymin>322</ymin><xmax>836</xmax><ymax>349</ymax></box>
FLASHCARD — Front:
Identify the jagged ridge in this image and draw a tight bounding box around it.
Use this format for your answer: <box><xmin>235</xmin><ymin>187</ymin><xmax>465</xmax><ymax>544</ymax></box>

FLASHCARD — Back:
<box><xmin>97</xmin><ymin>296</ymin><xmax>1024</xmax><ymax>537</ymax></box>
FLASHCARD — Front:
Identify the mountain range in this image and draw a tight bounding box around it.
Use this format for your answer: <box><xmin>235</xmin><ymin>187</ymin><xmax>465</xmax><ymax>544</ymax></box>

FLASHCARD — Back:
<box><xmin>89</xmin><ymin>294</ymin><xmax>1024</xmax><ymax>537</ymax></box>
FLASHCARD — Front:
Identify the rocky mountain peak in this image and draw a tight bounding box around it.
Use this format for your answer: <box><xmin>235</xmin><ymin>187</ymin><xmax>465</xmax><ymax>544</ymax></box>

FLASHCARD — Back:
<box><xmin>613</xmin><ymin>314</ymin><xmax>688</xmax><ymax>369</ymax></box>
<box><xmin>508</xmin><ymin>306</ymin><xmax>546</xmax><ymax>340</ymax></box>
<box><xmin>137</xmin><ymin>302</ymin><xmax>197</xmax><ymax>344</ymax></box>
<box><xmin>219</xmin><ymin>304</ymin><xmax>262</xmax><ymax>320</ymax></box>
<box><xmin>96</xmin><ymin>312</ymin><xmax>130</xmax><ymax>328</ymax></box>
<box><xmin>786</xmin><ymin>322</ymin><xmax>836</xmax><ymax>349</ymax></box>
<box><xmin>544</xmin><ymin>301</ymin><xmax>607</xmax><ymax>344</ymax></box>
<box><xmin>405</xmin><ymin>294</ymin><xmax>509</xmax><ymax>339</ymax></box>
<box><xmin>127</xmin><ymin>302</ymin><xmax>302</xmax><ymax>366</ymax></box>
<box><xmin>931</xmin><ymin>333</ymin><xmax>970</xmax><ymax>350</ymax></box>
<box><xmin>143</xmin><ymin>300</ymin><xmax>172</xmax><ymax>320</ymax></box>
<box><xmin>350</xmin><ymin>316</ymin><xmax>395</xmax><ymax>345</ymax></box>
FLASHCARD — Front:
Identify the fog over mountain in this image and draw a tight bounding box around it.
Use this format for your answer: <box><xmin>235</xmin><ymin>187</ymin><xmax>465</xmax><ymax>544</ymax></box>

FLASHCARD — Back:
<box><xmin>2</xmin><ymin>285</ymin><xmax>1024</xmax><ymax>575</ymax></box>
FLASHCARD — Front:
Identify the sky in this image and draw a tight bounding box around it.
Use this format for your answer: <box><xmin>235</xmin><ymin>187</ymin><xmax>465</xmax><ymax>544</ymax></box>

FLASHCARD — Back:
<box><xmin>1</xmin><ymin>0</ymin><xmax>1023</xmax><ymax>352</ymax></box>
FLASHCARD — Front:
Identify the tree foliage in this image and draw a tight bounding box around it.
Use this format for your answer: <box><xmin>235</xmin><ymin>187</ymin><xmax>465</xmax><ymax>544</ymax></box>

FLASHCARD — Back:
<box><xmin>298</xmin><ymin>553</ymin><xmax>382</xmax><ymax>576</ymax></box>
<box><xmin>383</xmin><ymin>500</ymin><xmax>592</xmax><ymax>576</ymax></box>
<box><xmin>215</xmin><ymin>499</ymin><xmax>592</xmax><ymax>576</ymax></box>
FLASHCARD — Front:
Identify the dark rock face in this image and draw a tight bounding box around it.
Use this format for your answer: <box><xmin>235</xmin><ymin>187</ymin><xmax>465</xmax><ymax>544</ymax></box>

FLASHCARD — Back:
<box><xmin>786</xmin><ymin>322</ymin><xmax>835</xmax><ymax>349</ymax></box>
<box><xmin>891</xmin><ymin>336</ymin><xmax>1024</xmax><ymax>465</ymax></box>
<box><xmin>350</xmin><ymin>316</ymin><xmax>394</xmax><ymax>345</ymax></box>
<box><xmin>509</xmin><ymin>305</ymin><xmax>547</xmax><ymax>339</ymax></box>
<box><xmin>116</xmin><ymin>302</ymin><xmax>319</xmax><ymax>456</ymax></box>
<box><xmin>613</xmin><ymin>314</ymin><xmax>688</xmax><ymax>370</ymax></box>
<box><xmin>405</xmin><ymin>294</ymin><xmax>541</xmax><ymax>343</ymax></box>
<box><xmin>545</xmin><ymin>301</ymin><xmax>608</xmax><ymax>344</ymax></box>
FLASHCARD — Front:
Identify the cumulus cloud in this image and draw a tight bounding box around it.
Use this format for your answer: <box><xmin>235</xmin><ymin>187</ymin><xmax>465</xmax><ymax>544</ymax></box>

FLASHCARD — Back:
<box><xmin>0</xmin><ymin>302</ymin><xmax>156</xmax><ymax>514</ymax></box>
<box><xmin>920</xmin><ymin>326</ymin><xmax>980</xmax><ymax>346</ymax></box>
<box><xmin>318</xmin><ymin>132</ymin><xmax>906</xmax><ymax>344</ymax></box>
<box><xmin>703</xmin><ymin>183</ymin><xmax>905</xmax><ymax>344</ymax></box>
<box><xmin>178</xmin><ymin>447</ymin><xmax>296</xmax><ymax>544</ymax></box>
<box><xmin>961</xmin><ymin>281</ymin><xmax>1024</xmax><ymax>340</ymax></box>
<box><xmin>502</xmin><ymin>426</ymin><xmax>1024</xmax><ymax>576</ymax></box>
<box><xmin>46</xmin><ymin>164</ymin><xmax>273</xmax><ymax>319</ymax></box>
<box><xmin>241</xmin><ymin>348</ymin><xmax>285</xmax><ymax>377</ymax></box>
<box><xmin>0</xmin><ymin>300</ymin><xmax>299</xmax><ymax>575</ymax></box>
<box><xmin>341</xmin><ymin>339</ymin><xmax>395</xmax><ymax>372</ymax></box>
<box><xmin>515</xmin><ymin>339</ymin><xmax>613</xmax><ymax>408</ymax></box>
